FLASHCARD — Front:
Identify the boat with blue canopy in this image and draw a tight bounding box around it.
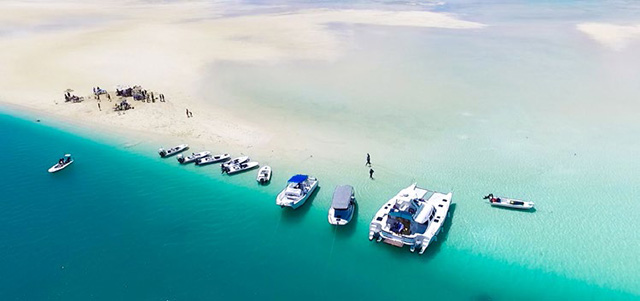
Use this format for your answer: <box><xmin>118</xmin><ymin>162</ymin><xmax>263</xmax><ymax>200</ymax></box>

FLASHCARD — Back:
<box><xmin>276</xmin><ymin>174</ymin><xmax>318</xmax><ymax>209</ymax></box>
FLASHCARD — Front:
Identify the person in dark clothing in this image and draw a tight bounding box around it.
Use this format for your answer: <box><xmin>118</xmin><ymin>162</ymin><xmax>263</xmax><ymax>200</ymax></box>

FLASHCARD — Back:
<box><xmin>369</xmin><ymin>168</ymin><xmax>374</xmax><ymax>179</ymax></box>
<box><xmin>98</xmin><ymin>103</ymin><xmax>101</xmax><ymax>111</ymax></box>
<box><xmin>186</xmin><ymin>109</ymin><xmax>190</xmax><ymax>118</ymax></box>
<box><xmin>366</xmin><ymin>153</ymin><xmax>371</xmax><ymax>166</ymax></box>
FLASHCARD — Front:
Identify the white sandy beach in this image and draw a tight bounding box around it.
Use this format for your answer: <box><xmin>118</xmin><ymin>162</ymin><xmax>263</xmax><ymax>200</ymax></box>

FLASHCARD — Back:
<box><xmin>0</xmin><ymin>0</ymin><xmax>484</xmax><ymax>159</ymax></box>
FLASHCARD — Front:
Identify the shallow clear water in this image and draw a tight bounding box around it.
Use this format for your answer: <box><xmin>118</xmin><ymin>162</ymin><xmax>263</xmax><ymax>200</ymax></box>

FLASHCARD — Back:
<box><xmin>2</xmin><ymin>0</ymin><xmax>640</xmax><ymax>299</ymax></box>
<box><xmin>1</xmin><ymin>107</ymin><xmax>638</xmax><ymax>300</ymax></box>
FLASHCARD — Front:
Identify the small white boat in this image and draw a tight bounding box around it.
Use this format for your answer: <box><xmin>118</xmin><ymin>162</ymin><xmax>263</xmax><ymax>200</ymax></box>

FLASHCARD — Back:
<box><xmin>221</xmin><ymin>156</ymin><xmax>249</xmax><ymax>169</ymax></box>
<box><xmin>158</xmin><ymin>144</ymin><xmax>189</xmax><ymax>157</ymax></box>
<box><xmin>177</xmin><ymin>151</ymin><xmax>211</xmax><ymax>164</ymax></box>
<box><xmin>196</xmin><ymin>153</ymin><xmax>230</xmax><ymax>166</ymax></box>
<box><xmin>276</xmin><ymin>174</ymin><xmax>318</xmax><ymax>209</ymax></box>
<box><xmin>484</xmin><ymin>194</ymin><xmax>534</xmax><ymax>210</ymax></box>
<box><xmin>256</xmin><ymin>166</ymin><xmax>272</xmax><ymax>184</ymax></box>
<box><xmin>226</xmin><ymin>161</ymin><xmax>260</xmax><ymax>175</ymax></box>
<box><xmin>48</xmin><ymin>154</ymin><xmax>74</xmax><ymax>173</ymax></box>
<box><xmin>369</xmin><ymin>184</ymin><xmax>452</xmax><ymax>255</ymax></box>
<box><xmin>328</xmin><ymin>185</ymin><xmax>356</xmax><ymax>226</ymax></box>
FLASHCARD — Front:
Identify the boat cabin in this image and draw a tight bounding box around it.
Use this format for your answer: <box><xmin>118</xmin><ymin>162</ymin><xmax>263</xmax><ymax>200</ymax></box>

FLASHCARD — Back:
<box><xmin>330</xmin><ymin>185</ymin><xmax>355</xmax><ymax>220</ymax></box>
<box><xmin>384</xmin><ymin>198</ymin><xmax>435</xmax><ymax>236</ymax></box>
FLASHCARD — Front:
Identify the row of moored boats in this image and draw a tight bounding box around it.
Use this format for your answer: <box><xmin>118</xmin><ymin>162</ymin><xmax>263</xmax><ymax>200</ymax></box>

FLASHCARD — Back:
<box><xmin>158</xmin><ymin>144</ymin><xmax>271</xmax><ymax>181</ymax></box>
<box><xmin>48</xmin><ymin>144</ymin><xmax>534</xmax><ymax>256</ymax></box>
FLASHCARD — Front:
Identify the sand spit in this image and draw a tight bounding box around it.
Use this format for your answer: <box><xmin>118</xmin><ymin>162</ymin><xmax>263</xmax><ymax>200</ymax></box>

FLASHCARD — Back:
<box><xmin>0</xmin><ymin>1</ymin><xmax>485</xmax><ymax>151</ymax></box>
<box><xmin>577</xmin><ymin>22</ymin><xmax>640</xmax><ymax>51</ymax></box>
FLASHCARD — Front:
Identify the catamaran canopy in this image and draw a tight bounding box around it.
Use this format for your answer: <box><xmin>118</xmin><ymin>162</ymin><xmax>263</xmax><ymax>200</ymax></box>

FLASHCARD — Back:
<box><xmin>331</xmin><ymin>185</ymin><xmax>354</xmax><ymax>210</ymax></box>
<box><xmin>288</xmin><ymin>174</ymin><xmax>308</xmax><ymax>183</ymax></box>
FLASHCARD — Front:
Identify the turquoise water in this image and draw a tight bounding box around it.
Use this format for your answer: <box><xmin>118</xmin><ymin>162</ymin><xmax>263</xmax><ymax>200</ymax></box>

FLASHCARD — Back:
<box><xmin>1</xmin><ymin>109</ymin><xmax>638</xmax><ymax>300</ymax></box>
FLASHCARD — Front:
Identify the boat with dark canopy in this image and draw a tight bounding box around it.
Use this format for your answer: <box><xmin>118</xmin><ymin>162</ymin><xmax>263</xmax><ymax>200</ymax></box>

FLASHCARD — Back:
<box><xmin>328</xmin><ymin>185</ymin><xmax>356</xmax><ymax>225</ymax></box>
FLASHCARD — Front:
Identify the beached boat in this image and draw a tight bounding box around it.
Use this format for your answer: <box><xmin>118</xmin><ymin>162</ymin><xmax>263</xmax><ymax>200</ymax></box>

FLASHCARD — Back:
<box><xmin>276</xmin><ymin>174</ymin><xmax>318</xmax><ymax>209</ymax></box>
<box><xmin>369</xmin><ymin>184</ymin><xmax>452</xmax><ymax>255</ymax></box>
<box><xmin>158</xmin><ymin>144</ymin><xmax>189</xmax><ymax>157</ymax></box>
<box><xmin>256</xmin><ymin>166</ymin><xmax>272</xmax><ymax>184</ymax></box>
<box><xmin>328</xmin><ymin>185</ymin><xmax>356</xmax><ymax>226</ymax></box>
<box><xmin>226</xmin><ymin>161</ymin><xmax>260</xmax><ymax>175</ymax></box>
<box><xmin>196</xmin><ymin>153</ymin><xmax>230</xmax><ymax>165</ymax></box>
<box><xmin>483</xmin><ymin>194</ymin><xmax>534</xmax><ymax>210</ymax></box>
<box><xmin>48</xmin><ymin>154</ymin><xmax>74</xmax><ymax>173</ymax></box>
<box><xmin>221</xmin><ymin>156</ymin><xmax>249</xmax><ymax>168</ymax></box>
<box><xmin>177</xmin><ymin>151</ymin><xmax>211</xmax><ymax>164</ymax></box>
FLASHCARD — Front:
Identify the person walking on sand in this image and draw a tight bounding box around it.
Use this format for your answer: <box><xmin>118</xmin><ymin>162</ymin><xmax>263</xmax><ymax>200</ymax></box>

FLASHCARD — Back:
<box><xmin>366</xmin><ymin>153</ymin><xmax>371</xmax><ymax>166</ymax></box>
<box><xmin>369</xmin><ymin>168</ymin><xmax>374</xmax><ymax>179</ymax></box>
<box><xmin>186</xmin><ymin>109</ymin><xmax>190</xmax><ymax>118</ymax></box>
<box><xmin>97</xmin><ymin>103</ymin><xmax>101</xmax><ymax>111</ymax></box>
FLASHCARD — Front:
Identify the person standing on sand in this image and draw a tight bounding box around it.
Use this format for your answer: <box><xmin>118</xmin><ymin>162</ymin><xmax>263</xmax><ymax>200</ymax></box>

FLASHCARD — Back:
<box><xmin>97</xmin><ymin>103</ymin><xmax>101</xmax><ymax>111</ymax></box>
<box><xmin>366</xmin><ymin>153</ymin><xmax>371</xmax><ymax>166</ymax></box>
<box><xmin>369</xmin><ymin>168</ymin><xmax>374</xmax><ymax>179</ymax></box>
<box><xmin>186</xmin><ymin>109</ymin><xmax>190</xmax><ymax>118</ymax></box>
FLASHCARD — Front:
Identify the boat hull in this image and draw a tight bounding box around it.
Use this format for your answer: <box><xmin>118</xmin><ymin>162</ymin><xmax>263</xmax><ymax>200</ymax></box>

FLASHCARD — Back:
<box><xmin>276</xmin><ymin>179</ymin><xmax>318</xmax><ymax>209</ymax></box>
<box><xmin>48</xmin><ymin>160</ymin><xmax>73</xmax><ymax>173</ymax></box>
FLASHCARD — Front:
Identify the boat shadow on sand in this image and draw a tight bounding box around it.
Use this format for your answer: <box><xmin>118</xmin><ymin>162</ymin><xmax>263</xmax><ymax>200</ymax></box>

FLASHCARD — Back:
<box><xmin>378</xmin><ymin>203</ymin><xmax>457</xmax><ymax>260</ymax></box>
<box><xmin>280</xmin><ymin>186</ymin><xmax>321</xmax><ymax>223</ymax></box>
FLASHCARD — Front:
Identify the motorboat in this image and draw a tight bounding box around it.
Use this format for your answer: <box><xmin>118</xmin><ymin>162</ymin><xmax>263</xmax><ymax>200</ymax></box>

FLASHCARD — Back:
<box><xmin>483</xmin><ymin>194</ymin><xmax>534</xmax><ymax>210</ymax></box>
<box><xmin>328</xmin><ymin>185</ymin><xmax>356</xmax><ymax>226</ymax></box>
<box><xmin>226</xmin><ymin>161</ymin><xmax>260</xmax><ymax>175</ymax></box>
<box><xmin>196</xmin><ymin>153</ymin><xmax>230</xmax><ymax>166</ymax></box>
<box><xmin>177</xmin><ymin>151</ymin><xmax>211</xmax><ymax>164</ymax></box>
<box><xmin>221</xmin><ymin>156</ymin><xmax>249</xmax><ymax>169</ymax></box>
<box><xmin>276</xmin><ymin>174</ymin><xmax>318</xmax><ymax>209</ymax></box>
<box><xmin>369</xmin><ymin>184</ymin><xmax>452</xmax><ymax>255</ymax></box>
<box><xmin>256</xmin><ymin>166</ymin><xmax>272</xmax><ymax>184</ymax></box>
<box><xmin>48</xmin><ymin>154</ymin><xmax>73</xmax><ymax>173</ymax></box>
<box><xmin>158</xmin><ymin>144</ymin><xmax>189</xmax><ymax>157</ymax></box>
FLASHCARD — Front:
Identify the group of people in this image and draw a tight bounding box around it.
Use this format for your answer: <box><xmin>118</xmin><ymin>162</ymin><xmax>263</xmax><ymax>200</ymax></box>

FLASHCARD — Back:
<box><xmin>366</xmin><ymin>153</ymin><xmax>374</xmax><ymax>179</ymax></box>
<box><xmin>57</xmin><ymin>156</ymin><xmax>72</xmax><ymax>166</ymax></box>
<box><xmin>64</xmin><ymin>92</ymin><xmax>83</xmax><ymax>103</ymax></box>
<box><xmin>113</xmin><ymin>100</ymin><xmax>133</xmax><ymax>111</ymax></box>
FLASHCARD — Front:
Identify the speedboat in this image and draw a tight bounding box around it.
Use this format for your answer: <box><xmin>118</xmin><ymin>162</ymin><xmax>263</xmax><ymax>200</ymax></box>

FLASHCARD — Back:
<box><xmin>276</xmin><ymin>174</ymin><xmax>318</xmax><ymax>209</ymax></box>
<box><xmin>369</xmin><ymin>183</ymin><xmax>452</xmax><ymax>255</ymax></box>
<box><xmin>221</xmin><ymin>156</ymin><xmax>249</xmax><ymax>169</ymax></box>
<box><xmin>256</xmin><ymin>166</ymin><xmax>272</xmax><ymax>184</ymax></box>
<box><xmin>328</xmin><ymin>185</ymin><xmax>356</xmax><ymax>226</ymax></box>
<box><xmin>226</xmin><ymin>161</ymin><xmax>260</xmax><ymax>175</ymax></box>
<box><xmin>196</xmin><ymin>153</ymin><xmax>230</xmax><ymax>165</ymax></box>
<box><xmin>158</xmin><ymin>144</ymin><xmax>189</xmax><ymax>157</ymax></box>
<box><xmin>483</xmin><ymin>194</ymin><xmax>534</xmax><ymax>210</ymax></box>
<box><xmin>177</xmin><ymin>151</ymin><xmax>211</xmax><ymax>164</ymax></box>
<box><xmin>48</xmin><ymin>154</ymin><xmax>73</xmax><ymax>173</ymax></box>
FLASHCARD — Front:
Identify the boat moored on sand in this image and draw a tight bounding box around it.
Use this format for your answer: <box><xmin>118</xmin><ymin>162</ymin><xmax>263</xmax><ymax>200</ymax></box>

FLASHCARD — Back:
<box><xmin>256</xmin><ymin>166</ymin><xmax>272</xmax><ymax>184</ymax></box>
<box><xmin>483</xmin><ymin>194</ymin><xmax>534</xmax><ymax>210</ymax></box>
<box><xmin>196</xmin><ymin>153</ymin><xmax>231</xmax><ymax>165</ymax></box>
<box><xmin>177</xmin><ymin>151</ymin><xmax>211</xmax><ymax>164</ymax></box>
<box><xmin>221</xmin><ymin>156</ymin><xmax>249</xmax><ymax>169</ymax></box>
<box><xmin>369</xmin><ymin>184</ymin><xmax>452</xmax><ymax>255</ymax></box>
<box><xmin>276</xmin><ymin>174</ymin><xmax>318</xmax><ymax>209</ymax></box>
<box><xmin>328</xmin><ymin>185</ymin><xmax>356</xmax><ymax>226</ymax></box>
<box><xmin>48</xmin><ymin>154</ymin><xmax>73</xmax><ymax>173</ymax></box>
<box><xmin>158</xmin><ymin>144</ymin><xmax>189</xmax><ymax>157</ymax></box>
<box><xmin>225</xmin><ymin>161</ymin><xmax>260</xmax><ymax>175</ymax></box>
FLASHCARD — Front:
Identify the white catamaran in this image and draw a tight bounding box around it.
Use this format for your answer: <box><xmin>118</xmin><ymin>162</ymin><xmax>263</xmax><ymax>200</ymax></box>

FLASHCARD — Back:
<box><xmin>369</xmin><ymin>184</ymin><xmax>452</xmax><ymax>255</ymax></box>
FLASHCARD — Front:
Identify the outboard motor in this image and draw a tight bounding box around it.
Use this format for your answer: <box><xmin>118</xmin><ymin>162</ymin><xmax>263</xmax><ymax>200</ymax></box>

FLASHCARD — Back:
<box><xmin>177</xmin><ymin>154</ymin><xmax>184</xmax><ymax>163</ymax></box>
<box><xmin>158</xmin><ymin>148</ymin><xmax>165</xmax><ymax>157</ymax></box>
